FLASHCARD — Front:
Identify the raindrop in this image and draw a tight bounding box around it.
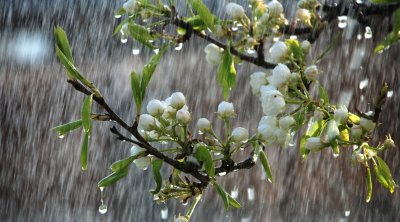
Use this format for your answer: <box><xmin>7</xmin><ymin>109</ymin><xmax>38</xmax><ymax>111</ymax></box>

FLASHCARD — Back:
<box><xmin>359</xmin><ymin>78</ymin><xmax>369</xmax><ymax>90</ymax></box>
<box><xmin>121</xmin><ymin>36</ymin><xmax>128</xmax><ymax>44</ymax></box>
<box><xmin>357</xmin><ymin>34</ymin><xmax>362</xmax><ymax>40</ymax></box>
<box><xmin>231</xmin><ymin>187</ymin><xmax>239</xmax><ymax>198</ymax></box>
<box><xmin>132</xmin><ymin>48</ymin><xmax>140</xmax><ymax>55</ymax></box>
<box><xmin>272</xmin><ymin>37</ymin><xmax>280</xmax><ymax>42</ymax></box>
<box><xmin>148</xmin><ymin>39</ymin><xmax>155</xmax><ymax>43</ymax></box>
<box><xmin>161</xmin><ymin>207</ymin><xmax>168</xmax><ymax>219</ymax></box>
<box><xmin>153</xmin><ymin>49</ymin><xmax>160</xmax><ymax>54</ymax></box>
<box><xmin>218</xmin><ymin>172</ymin><xmax>227</xmax><ymax>176</ymax></box>
<box><xmin>289</xmin><ymin>35</ymin><xmax>297</xmax><ymax>40</ymax></box>
<box><xmin>247</xmin><ymin>187</ymin><xmax>255</xmax><ymax>201</ymax></box>
<box><xmin>175</xmin><ymin>43</ymin><xmax>183</xmax><ymax>51</ymax></box>
<box><xmin>387</xmin><ymin>90</ymin><xmax>394</xmax><ymax>98</ymax></box>
<box><xmin>58</xmin><ymin>134</ymin><xmax>65</xmax><ymax>139</ymax></box>
<box><xmin>356</xmin><ymin>0</ymin><xmax>363</xmax><ymax>3</ymax></box>
<box><xmin>364</xmin><ymin>26</ymin><xmax>372</xmax><ymax>39</ymax></box>
<box><xmin>345</xmin><ymin>210</ymin><xmax>351</xmax><ymax>217</ymax></box>
<box><xmin>338</xmin><ymin>16</ymin><xmax>347</xmax><ymax>29</ymax></box>
<box><xmin>198</xmin><ymin>130</ymin><xmax>204</xmax><ymax>135</ymax></box>
<box><xmin>248</xmin><ymin>4</ymin><xmax>252</xmax><ymax>8</ymax></box>
<box><xmin>288</xmin><ymin>131</ymin><xmax>296</xmax><ymax>147</ymax></box>
<box><xmin>114</xmin><ymin>14</ymin><xmax>122</xmax><ymax>19</ymax></box>
<box><xmin>98</xmin><ymin>204</ymin><xmax>108</xmax><ymax>214</ymax></box>
<box><xmin>333</xmin><ymin>153</ymin><xmax>339</xmax><ymax>158</ymax></box>
<box><xmin>182</xmin><ymin>202</ymin><xmax>188</xmax><ymax>206</ymax></box>
<box><xmin>232</xmin><ymin>24</ymin><xmax>238</xmax><ymax>31</ymax></box>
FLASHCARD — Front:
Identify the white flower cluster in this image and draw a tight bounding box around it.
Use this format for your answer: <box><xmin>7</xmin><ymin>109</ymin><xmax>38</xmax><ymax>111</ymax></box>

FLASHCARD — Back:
<box><xmin>257</xmin><ymin>115</ymin><xmax>295</xmax><ymax>146</ymax></box>
<box><xmin>204</xmin><ymin>44</ymin><xmax>223</xmax><ymax>65</ymax></box>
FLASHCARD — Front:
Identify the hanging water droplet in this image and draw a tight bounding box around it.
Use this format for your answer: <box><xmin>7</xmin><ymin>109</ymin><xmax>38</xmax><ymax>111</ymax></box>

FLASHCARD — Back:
<box><xmin>161</xmin><ymin>207</ymin><xmax>168</xmax><ymax>219</ymax></box>
<box><xmin>288</xmin><ymin>131</ymin><xmax>296</xmax><ymax>147</ymax></box>
<box><xmin>98</xmin><ymin>204</ymin><xmax>107</xmax><ymax>214</ymax></box>
<box><xmin>218</xmin><ymin>171</ymin><xmax>227</xmax><ymax>176</ymax></box>
<box><xmin>247</xmin><ymin>187</ymin><xmax>255</xmax><ymax>201</ymax></box>
<box><xmin>121</xmin><ymin>36</ymin><xmax>128</xmax><ymax>44</ymax></box>
<box><xmin>248</xmin><ymin>4</ymin><xmax>252</xmax><ymax>8</ymax></box>
<box><xmin>357</xmin><ymin>34</ymin><xmax>362</xmax><ymax>40</ymax></box>
<box><xmin>289</xmin><ymin>35</ymin><xmax>297</xmax><ymax>40</ymax></box>
<box><xmin>153</xmin><ymin>49</ymin><xmax>160</xmax><ymax>54</ymax></box>
<box><xmin>114</xmin><ymin>14</ymin><xmax>122</xmax><ymax>19</ymax></box>
<box><xmin>359</xmin><ymin>78</ymin><xmax>369</xmax><ymax>90</ymax></box>
<box><xmin>387</xmin><ymin>90</ymin><xmax>394</xmax><ymax>98</ymax></box>
<box><xmin>272</xmin><ymin>37</ymin><xmax>279</xmax><ymax>42</ymax></box>
<box><xmin>174</xmin><ymin>43</ymin><xmax>183</xmax><ymax>51</ymax></box>
<box><xmin>345</xmin><ymin>210</ymin><xmax>351</xmax><ymax>217</ymax></box>
<box><xmin>333</xmin><ymin>153</ymin><xmax>339</xmax><ymax>158</ymax></box>
<box><xmin>337</xmin><ymin>16</ymin><xmax>347</xmax><ymax>29</ymax></box>
<box><xmin>132</xmin><ymin>48</ymin><xmax>140</xmax><ymax>55</ymax></box>
<box><xmin>231</xmin><ymin>187</ymin><xmax>239</xmax><ymax>198</ymax></box>
<box><xmin>364</xmin><ymin>26</ymin><xmax>372</xmax><ymax>39</ymax></box>
<box><xmin>246</xmin><ymin>48</ymin><xmax>256</xmax><ymax>54</ymax></box>
<box><xmin>148</xmin><ymin>39</ymin><xmax>155</xmax><ymax>43</ymax></box>
<box><xmin>58</xmin><ymin>134</ymin><xmax>65</xmax><ymax>139</ymax></box>
<box><xmin>182</xmin><ymin>202</ymin><xmax>188</xmax><ymax>206</ymax></box>
<box><xmin>99</xmin><ymin>187</ymin><xmax>104</xmax><ymax>192</ymax></box>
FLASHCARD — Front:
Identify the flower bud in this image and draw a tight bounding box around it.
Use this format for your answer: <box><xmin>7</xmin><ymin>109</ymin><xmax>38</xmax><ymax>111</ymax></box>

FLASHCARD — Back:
<box><xmin>305</xmin><ymin>137</ymin><xmax>324</xmax><ymax>150</ymax></box>
<box><xmin>204</xmin><ymin>44</ymin><xmax>223</xmax><ymax>65</ymax></box>
<box><xmin>217</xmin><ymin>101</ymin><xmax>235</xmax><ymax>119</ymax></box>
<box><xmin>275</xmin><ymin>128</ymin><xmax>291</xmax><ymax>146</ymax></box>
<box><xmin>130</xmin><ymin>145</ymin><xmax>150</xmax><ymax>170</ymax></box>
<box><xmin>260</xmin><ymin>87</ymin><xmax>286</xmax><ymax>116</ymax></box>
<box><xmin>258</xmin><ymin>123</ymin><xmax>278</xmax><ymax>142</ymax></box>
<box><xmin>139</xmin><ymin>114</ymin><xmax>156</xmax><ymax>131</ymax></box>
<box><xmin>334</xmin><ymin>106</ymin><xmax>348</xmax><ymax>124</ymax></box>
<box><xmin>279</xmin><ymin>116</ymin><xmax>295</xmax><ymax>130</ymax></box>
<box><xmin>268</xmin><ymin>63</ymin><xmax>291</xmax><ymax>88</ymax></box>
<box><xmin>301</xmin><ymin>40</ymin><xmax>311</xmax><ymax>53</ymax></box>
<box><xmin>250</xmin><ymin>71</ymin><xmax>268</xmax><ymax>95</ymax></box>
<box><xmin>296</xmin><ymin>9</ymin><xmax>311</xmax><ymax>23</ymax></box>
<box><xmin>146</xmin><ymin>99</ymin><xmax>165</xmax><ymax>117</ymax></box>
<box><xmin>304</xmin><ymin>65</ymin><xmax>319</xmax><ymax>81</ymax></box>
<box><xmin>383</xmin><ymin>135</ymin><xmax>395</xmax><ymax>150</ymax></box>
<box><xmin>162</xmin><ymin>106</ymin><xmax>176</xmax><ymax>119</ymax></box>
<box><xmin>213</xmin><ymin>25</ymin><xmax>225</xmax><ymax>37</ymax></box>
<box><xmin>266</xmin><ymin>41</ymin><xmax>288</xmax><ymax>63</ymax></box>
<box><xmin>354</xmin><ymin>153</ymin><xmax>365</xmax><ymax>163</ymax></box>
<box><xmin>123</xmin><ymin>0</ymin><xmax>137</xmax><ymax>13</ymax></box>
<box><xmin>267</xmin><ymin>0</ymin><xmax>283</xmax><ymax>17</ymax></box>
<box><xmin>176</xmin><ymin>109</ymin><xmax>191</xmax><ymax>124</ymax></box>
<box><xmin>259</xmin><ymin>115</ymin><xmax>278</xmax><ymax>127</ymax></box>
<box><xmin>351</xmin><ymin>125</ymin><xmax>363</xmax><ymax>138</ymax></box>
<box><xmin>360</xmin><ymin>118</ymin><xmax>376</xmax><ymax>132</ymax></box>
<box><xmin>170</xmin><ymin>92</ymin><xmax>186</xmax><ymax>109</ymax></box>
<box><xmin>231</xmin><ymin>127</ymin><xmax>249</xmax><ymax>143</ymax></box>
<box><xmin>225</xmin><ymin>3</ymin><xmax>246</xmax><ymax>19</ymax></box>
<box><xmin>197</xmin><ymin>118</ymin><xmax>211</xmax><ymax>132</ymax></box>
<box><xmin>326</xmin><ymin>120</ymin><xmax>340</xmax><ymax>141</ymax></box>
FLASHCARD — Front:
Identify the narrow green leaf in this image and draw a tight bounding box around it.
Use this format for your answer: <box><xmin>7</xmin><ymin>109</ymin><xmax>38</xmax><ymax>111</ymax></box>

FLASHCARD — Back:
<box><xmin>52</xmin><ymin>119</ymin><xmax>82</xmax><ymax>136</ymax></box>
<box><xmin>365</xmin><ymin>166</ymin><xmax>372</xmax><ymax>203</ymax></box>
<box><xmin>186</xmin><ymin>0</ymin><xmax>215</xmax><ymax>30</ymax></box>
<box><xmin>80</xmin><ymin>131</ymin><xmax>90</xmax><ymax>171</ymax></box>
<box><xmin>184</xmin><ymin>15</ymin><xmax>206</xmax><ymax>30</ymax></box>
<box><xmin>131</xmin><ymin>71</ymin><xmax>142</xmax><ymax>113</ymax></box>
<box><xmin>127</xmin><ymin>23</ymin><xmax>156</xmax><ymax>49</ymax></box>
<box><xmin>227</xmin><ymin>195</ymin><xmax>241</xmax><ymax>208</ymax></box>
<box><xmin>318</xmin><ymin>84</ymin><xmax>330</xmax><ymax>105</ymax></box>
<box><xmin>375</xmin><ymin>156</ymin><xmax>397</xmax><ymax>192</ymax></box>
<box><xmin>98</xmin><ymin>167</ymin><xmax>129</xmax><ymax>188</ymax></box>
<box><xmin>217</xmin><ymin>50</ymin><xmax>236</xmax><ymax>100</ymax></box>
<box><xmin>81</xmin><ymin>94</ymin><xmax>93</xmax><ymax>133</ymax></box>
<box><xmin>110</xmin><ymin>152</ymin><xmax>146</xmax><ymax>172</ymax></box>
<box><xmin>54</xmin><ymin>26</ymin><xmax>74</xmax><ymax>63</ymax></box>
<box><xmin>113</xmin><ymin>18</ymin><xmax>131</xmax><ymax>36</ymax></box>
<box><xmin>151</xmin><ymin>159</ymin><xmax>163</xmax><ymax>194</ymax></box>
<box><xmin>259</xmin><ymin>150</ymin><xmax>273</xmax><ymax>183</ymax></box>
<box><xmin>194</xmin><ymin>145</ymin><xmax>215</xmax><ymax>177</ymax></box>
<box><xmin>212</xmin><ymin>182</ymin><xmax>229</xmax><ymax>210</ymax></box>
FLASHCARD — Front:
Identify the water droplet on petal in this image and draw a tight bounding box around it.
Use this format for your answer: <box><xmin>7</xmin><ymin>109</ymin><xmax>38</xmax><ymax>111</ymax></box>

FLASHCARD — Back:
<box><xmin>98</xmin><ymin>204</ymin><xmax>108</xmax><ymax>214</ymax></box>
<box><xmin>121</xmin><ymin>37</ymin><xmax>128</xmax><ymax>44</ymax></box>
<box><xmin>153</xmin><ymin>49</ymin><xmax>160</xmax><ymax>54</ymax></box>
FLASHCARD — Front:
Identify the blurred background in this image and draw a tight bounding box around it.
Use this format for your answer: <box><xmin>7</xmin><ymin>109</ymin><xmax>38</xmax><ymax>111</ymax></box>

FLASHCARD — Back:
<box><xmin>1</xmin><ymin>0</ymin><xmax>399</xmax><ymax>221</ymax></box>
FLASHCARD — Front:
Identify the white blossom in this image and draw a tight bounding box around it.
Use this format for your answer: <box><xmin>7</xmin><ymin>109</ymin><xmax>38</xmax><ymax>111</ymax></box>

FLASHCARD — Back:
<box><xmin>176</xmin><ymin>109</ymin><xmax>191</xmax><ymax>124</ymax></box>
<box><xmin>305</xmin><ymin>137</ymin><xmax>324</xmax><ymax>150</ymax></box>
<box><xmin>204</xmin><ymin>43</ymin><xmax>223</xmax><ymax>65</ymax></box>
<box><xmin>266</xmin><ymin>41</ymin><xmax>288</xmax><ymax>63</ymax></box>
<box><xmin>267</xmin><ymin>63</ymin><xmax>291</xmax><ymax>88</ymax></box>
<box><xmin>360</xmin><ymin>118</ymin><xmax>376</xmax><ymax>132</ymax></box>
<box><xmin>267</xmin><ymin>0</ymin><xmax>283</xmax><ymax>17</ymax></box>
<box><xmin>296</xmin><ymin>9</ymin><xmax>311</xmax><ymax>23</ymax></box>
<box><xmin>351</xmin><ymin>125</ymin><xmax>363</xmax><ymax>138</ymax></box>
<box><xmin>123</xmin><ymin>0</ymin><xmax>136</xmax><ymax>13</ymax></box>
<box><xmin>197</xmin><ymin>118</ymin><xmax>211</xmax><ymax>132</ymax></box>
<box><xmin>130</xmin><ymin>145</ymin><xmax>150</xmax><ymax>170</ymax></box>
<box><xmin>217</xmin><ymin>101</ymin><xmax>235</xmax><ymax>118</ymax></box>
<box><xmin>231</xmin><ymin>127</ymin><xmax>249</xmax><ymax>142</ymax></box>
<box><xmin>260</xmin><ymin>86</ymin><xmax>286</xmax><ymax>116</ymax></box>
<box><xmin>146</xmin><ymin>99</ymin><xmax>165</xmax><ymax>117</ymax></box>
<box><xmin>275</xmin><ymin>128</ymin><xmax>290</xmax><ymax>146</ymax></box>
<box><xmin>259</xmin><ymin>115</ymin><xmax>278</xmax><ymax>127</ymax></box>
<box><xmin>279</xmin><ymin>116</ymin><xmax>295</xmax><ymax>130</ymax></box>
<box><xmin>139</xmin><ymin>114</ymin><xmax>156</xmax><ymax>131</ymax></box>
<box><xmin>162</xmin><ymin>106</ymin><xmax>176</xmax><ymax>120</ymax></box>
<box><xmin>301</xmin><ymin>40</ymin><xmax>311</xmax><ymax>53</ymax></box>
<box><xmin>326</xmin><ymin>120</ymin><xmax>340</xmax><ymax>141</ymax></box>
<box><xmin>225</xmin><ymin>3</ymin><xmax>246</xmax><ymax>19</ymax></box>
<box><xmin>170</xmin><ymin>92</ymin><xmax>186</xmax><ymax>109</ymax></box>
<box><xmin>334</xmin><ymin>106</ymin><xmax>348</xmax><ymax>124</ymax></box>
<box><xmin>304</xmin><ymin>65</ymin><xmax>319</xmax><ymax>81</ymax></box>
<box><xmin>258</xmin><ymin>123</ymin><xmax>278</xmax><ymax>142</ymax></box>
<box><xmin>250</xmin><ymin>71</ymin><xmax>269</xmax><ymax>95</ymax></box>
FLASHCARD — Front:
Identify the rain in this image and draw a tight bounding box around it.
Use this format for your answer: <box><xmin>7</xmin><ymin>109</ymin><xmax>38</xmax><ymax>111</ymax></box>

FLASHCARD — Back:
<box><xmin>1</xmin><ymin>0</ymin><xmax>400</xmax><ymax>221</ymax></box>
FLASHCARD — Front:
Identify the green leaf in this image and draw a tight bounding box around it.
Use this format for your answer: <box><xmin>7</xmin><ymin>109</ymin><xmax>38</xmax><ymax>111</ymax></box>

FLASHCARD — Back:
<box><xmin>98</xmin><ymin>166</ymin><xmax>129</xmax><ymax>188</ymax></box>
<box><xmin>186</xmin><ymin>0</ymin><xmax>215</xmax><ymax>30</ymax></box>
<box><xmin>141</xmin><ymin>44</ymin><xmax>169</xmax><ymax>91</ymax></box>
<box><xmin>194</xmin><ymin>145</ymin><xmax>215</xmax><ymax>177</ymax></box>
<box><xmin>151</xmin><ymin>159</ymin><xmax>163</xmax><ymax>194</ymax></box>
<box><xmin>330</xmin><ymin>138</ymin><xmax>340</xmax><ymax>154</ymax></box>
<box><xmin>113</xmin><ymin>18</ymin><xmax>132</xmax><ymax>36</ymax></box>
<box><xmin>54</xmin><ymin>26</ymin><xmax>74</xmax><ymax>63</ymax></box>
<box><xmin>131</xmin><ymin>71</ymin><xmax>142</xmax><ymax>113</ymax></box>
<box><xmin>374</xmin><ymin>156</ymin><xmax>397</xmax><ymax>193</ymax></box>
<box><xmin>110</xmin><ymin>152</ymin><xmax>146</xmax><ymax>172</ymax></box>
<box><xmin>300</xmin><ymin>119</ymin><xmax>325</xmax><ymax>159</ymax></box>
<box><xmin>80</xmin><ymin>131</ymin><xmax>90</xmax><ymax>171</ymax></box>
<box><xmin>365</xmin><ymin>166</ymin><xmax>372</xmax><ymax>203</ymax></box>
<box><xmin>127</xmin><ymin>23</ymin><xmax>156</xmax><ymax>49</ymax></box>
<box><xmin>217</xmin><ymin>50</ymin><xmax>236</xmax><ymax>100</ymax></box>
<box><xmin>318</xmin><ymin>84</ymin><xmax>330</xmax><ymax>105</ymax></box>
<box><xmin>259</xmin><ymin>150</ymin><xmax>273</xmax><ymax>183</ymax></box>
<box><xmin>212</xmin><ymin>181</ymin><xmax>230</xmax><ymax>210</ymax></box>
<box><xmin>375</xmin><ymin>8</ymin><xmax>400</xmax><ymax>53</ymax></box>
<box><xmin>81</xmin><ymin>94</ymin><xmax>93</xmax><ymax>133</ymax></box>
<box><xmin>184</xmin><ymin>15</ymin><xmax>207</xmax><ymax>30</ymax></box>
<box><xmin>52</xmin><ymin>119</ymin><xmax>82</xmax><ymax>137</ymax></box>
<box><xmin>227</xmin><ymin>195</ymin><xmax>241</xmax><ymax>208</ymax></box>
<box><xmin>285</xmin><ymin>39</ymin><xmax>304</xmax><ymax>63</ymax></box>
